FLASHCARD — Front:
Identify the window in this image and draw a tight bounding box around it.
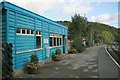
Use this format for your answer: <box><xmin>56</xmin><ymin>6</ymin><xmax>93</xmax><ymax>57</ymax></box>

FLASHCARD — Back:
<box><xmin>16</xmin><ymin>28</ymin><xmax>34</xmax><ymax>35</ymax></box>
<box><xmin>36</xmin><ymin>31</ymin><xmax>41</xmax><ymax>35</ymax></box>
<box><xmin>17</xmin><ymin>28</ymin><xmax>20</xmax><ymax>33</ymax></box>
<box><xmin>36</xmin><ymin>31</ymin><xmax>39</xmax><ymax>35</ymax></box>
<box><xmin>36</xmin><ymin>36</ymin><xmax>41</xmax><ymax>48</ymax></box>
<box><xmin>27</xmin><ymin>30</ymin><xmax>30</xmax><ymax>34</ymax></box>
<box><xmin>50</xmin><ymin>37</ymin><xmax>52</xmax><ymax>47</ymax></box>
<box><xmin>60</xmin><ymin>38</ymin><xmax>62</xmax><ymax>45</ymax></box>
<box><xmin>49</xmin><ymin>34</ymin><xmax>62</xmax><ymax>47</ymax></box>
<box><xmin>54</xmin><ymin>37</ymin><xmax>56</xmax><ymax>46</ymax></box>
<box><xmin>22</xmin><ymin>29</ymin><xmax>25</xmax><ymax>34</ymax></box>
<box><xmin>36</xmin><ymin>31</ymin><xmax>42</xmax><ymax>48</ymax></box>
<box><xmin>57</xmin><ymin>38</ymin><xmax>59</xmax><ymax>46</ymax></box>
<box><xmin>31</xmin><ymin>30</ymin><xmax>34</xmax><ymax>34</ymax></box>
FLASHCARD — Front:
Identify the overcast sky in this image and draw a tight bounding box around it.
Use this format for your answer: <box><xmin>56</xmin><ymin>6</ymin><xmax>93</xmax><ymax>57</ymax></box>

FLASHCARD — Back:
<box><xmin>1</xmin><ymin>0</ymin><xmax>119</xmax><ymax>28</ymax></box>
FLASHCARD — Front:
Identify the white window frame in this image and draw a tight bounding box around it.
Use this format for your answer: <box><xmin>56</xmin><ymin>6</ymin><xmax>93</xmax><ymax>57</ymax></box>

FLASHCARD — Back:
<box><xmin>29</xmin><ymin>30</ymin><xmax>31</xmax><ymax>34</ymax></box>
<box><xmin>16</xmin><ymin>28</ymin><xmax>34</xmax><ymax>36</ymax></box>
<box><xmin>25</xmin><ymin>29</ymin><xmax>27</xmax><ymax>34</ymax></box>
<box><xmin>59</xmin><ymin>37</ymin><xmax>61</xmax><ymax>46</ymax></box>
<box><xmin>55</xmin><ymin>37</ymin><xmax>57</xmax><ymax>46</ymax></box>
<box><xmin>49</xmin><ymin>34</ymin><xmax>63</xmax><ymax>47</ymax></box>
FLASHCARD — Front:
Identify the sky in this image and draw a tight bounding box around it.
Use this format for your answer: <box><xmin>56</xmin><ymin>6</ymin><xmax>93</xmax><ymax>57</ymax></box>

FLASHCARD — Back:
<box><xmin>0</xmin><ymin>0</ymin><xmax>119</xmax><ymax>28</ymax></box>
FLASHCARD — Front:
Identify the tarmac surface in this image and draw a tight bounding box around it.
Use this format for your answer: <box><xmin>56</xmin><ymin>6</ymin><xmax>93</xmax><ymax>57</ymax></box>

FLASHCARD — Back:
<box><xmin>15</xmin><ymin>45</ymin><xmax>120</xmax><ymax>79</ymax></box>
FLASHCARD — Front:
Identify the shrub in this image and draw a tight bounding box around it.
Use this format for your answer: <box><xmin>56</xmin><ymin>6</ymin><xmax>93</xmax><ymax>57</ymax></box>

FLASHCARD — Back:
<box><xmin>30</xmin><ymin>54</ymin><xmax>39</xmax><ymax>64</ymax></box>
<box><xmin>55</xmin><ymin>49</ymin><xmax>61</xmax><ymax>55</ymax></box>
<box><xmin>72</xmin><ymin>48</ymin><xmax>77</xmax><ymax>53</ymax></box>
<box><xmin>72</xmin><ymin>36</ymin><xmax>85</xmax><ymax>53</ymax></box>
<box><xmin>68</xmin><ymin>47</ymin><xmax>76</xmax><ymax>54</ymax></box>
<box><xmin>27</xmin><ymin>62</ymin><xmax>38</xmax><ymax>69</ymax></box>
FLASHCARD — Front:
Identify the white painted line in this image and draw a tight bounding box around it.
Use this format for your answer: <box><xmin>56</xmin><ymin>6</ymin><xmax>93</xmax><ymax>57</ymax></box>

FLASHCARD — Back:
<box><xmin>105</xmin><ymin>46</ymin><xmax>120</xmax><ymax>68</ymax></box>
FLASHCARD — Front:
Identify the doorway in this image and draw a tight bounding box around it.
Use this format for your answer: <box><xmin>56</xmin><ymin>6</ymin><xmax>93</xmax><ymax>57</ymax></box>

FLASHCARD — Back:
<box><xmin>63</xmin><ymin>35</ymin><xmax>65</xmax><ymax>53</ymax></box>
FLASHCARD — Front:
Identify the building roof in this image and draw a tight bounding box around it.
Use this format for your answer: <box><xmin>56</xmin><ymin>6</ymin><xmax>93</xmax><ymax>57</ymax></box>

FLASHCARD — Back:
<box><xmin>1</xmin><ymin>1</ymin><xmax>68</xmax><ymax>29</ymax></box>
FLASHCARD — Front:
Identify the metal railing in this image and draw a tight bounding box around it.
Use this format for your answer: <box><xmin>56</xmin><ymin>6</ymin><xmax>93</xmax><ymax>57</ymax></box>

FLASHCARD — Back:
<box><xmin>107</xmin><ymin>43</ymin><xmax>120</xmax><ymax>68</ymax></box>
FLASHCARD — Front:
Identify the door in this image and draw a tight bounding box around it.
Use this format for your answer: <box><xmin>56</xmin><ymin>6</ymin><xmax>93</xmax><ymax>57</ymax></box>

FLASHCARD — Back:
<box><xmin>63</xmin><ymin>35</ymin><xmax>65</xmax><ymax>53</ymax></box>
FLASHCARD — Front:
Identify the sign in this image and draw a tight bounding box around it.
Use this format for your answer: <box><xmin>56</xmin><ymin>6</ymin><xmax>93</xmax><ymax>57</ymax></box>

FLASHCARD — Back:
<box><xmin>44</xmin><ymin>39</ymin><xmax>48</xmax><ymax>43</ymax></box>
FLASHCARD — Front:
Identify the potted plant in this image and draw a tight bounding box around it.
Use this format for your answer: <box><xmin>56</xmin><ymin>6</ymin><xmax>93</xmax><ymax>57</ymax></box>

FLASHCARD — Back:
<box><xmin>27</xmin><ymin>54</ymin><xmax>40</xmax><ymax>74</ymax></box>
<box><xmin>52</xmin><ymin>49</ymin><xmax>62</xmax><ymax>61</ymax></box>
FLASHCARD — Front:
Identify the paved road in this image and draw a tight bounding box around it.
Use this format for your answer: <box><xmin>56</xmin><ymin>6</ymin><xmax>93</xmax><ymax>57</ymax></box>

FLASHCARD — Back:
<box><xmin>16</xmin><ymin>45</ymin><xmax>119</xmax><ymax>79</ymax></box>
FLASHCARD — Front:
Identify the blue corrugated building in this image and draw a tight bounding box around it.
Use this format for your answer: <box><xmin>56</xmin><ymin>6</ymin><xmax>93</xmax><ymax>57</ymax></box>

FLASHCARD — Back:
<box><xmin>0</xmin><ymin>1</ymin><xmax>68</xmax><ymax>72</ymax></box>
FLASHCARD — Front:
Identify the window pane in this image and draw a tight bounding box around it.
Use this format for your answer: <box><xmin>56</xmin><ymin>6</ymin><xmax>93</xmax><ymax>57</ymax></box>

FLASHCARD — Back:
<box><xmin>17</xmin><ymin>28</ymin><xmax>20</xmax><ymax>33</ymax></box>
<box><xmin>60</xmin><ymin>38</ymin><xmax>62</xmax><ymax>45</ymax></box>
<box><xmin>36</xmin><ymin>36</ymin><xmax>41</xmax><ymax>48</ymax></box>
<box><xmin>57</xmin><ymin>38</ymin><xmax>59</xmax><ymax>46</ymax></box>
<box><xmin>50</xmin><ymin>37</ymin><xmax>52</xmax><ymax>47</ymax></box>
<box><xmin>36</xmin><ymin>31</ymin><xmax>39</xmax><ymax>35</ymax></box>
<box><xmin>39</xmin><ymin>31</ymin><xmax>41</xmax><ymax>35</ymax></box>
<box><xmin>31</xmin><ymin>30</ymin><xmax>34</xmax><ymax>34</ymax></box>
<box><xmin>54</xmin><ymin>37</ymin><xmax>56</xmax><ymax>46</ymax></box>
<box><xmin>22</xmin><ymin>29</ymin><xmax>25</xmax><ymax>34</ymax></box>
<box><xmin>27</xmin><ymin>30</ymin><xmax>30</xmax><ymax>34</ymax></box>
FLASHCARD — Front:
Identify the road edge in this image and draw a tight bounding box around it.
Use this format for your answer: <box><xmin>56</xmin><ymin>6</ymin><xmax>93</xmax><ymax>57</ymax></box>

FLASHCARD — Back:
<box><xmin>105</xmin><ymin>45</ymin><xmax>120</xmax><ymax>68</ymax></box>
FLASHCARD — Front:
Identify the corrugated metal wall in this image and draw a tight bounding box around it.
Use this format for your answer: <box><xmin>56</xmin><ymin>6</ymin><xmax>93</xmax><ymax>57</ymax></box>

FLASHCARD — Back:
<box><xmin>0</xmin><ymin>9</ymin><xmax>6</xmax><ymax>43</ymax></box>
<box><xmin>7</xmin><ymin>10</ymin><xmax>16</xmax><ymax>71</ymax></box>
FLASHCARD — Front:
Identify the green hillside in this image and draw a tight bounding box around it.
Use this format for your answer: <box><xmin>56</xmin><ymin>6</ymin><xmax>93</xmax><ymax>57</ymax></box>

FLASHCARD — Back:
<box><xmin>56</xmin><ymin>14</ymin><xmax>119</xmax><ymax>52</ymax></box>
<box><xmin>57</xmin><ymin>19</ymin><xmax>118</xmax><ymax>43</ymax></box>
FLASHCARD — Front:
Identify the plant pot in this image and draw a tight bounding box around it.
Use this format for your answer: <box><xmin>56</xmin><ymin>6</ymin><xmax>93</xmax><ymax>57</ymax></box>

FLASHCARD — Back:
<box><xmin>52</xmin><ymin>54</ymin><xmax>62</xmax><ymax>61</ymax></box>
<box><xmin>27</xmin><ymin>67</ymin><xmax>40</xmax><ymax>74</ymax></box>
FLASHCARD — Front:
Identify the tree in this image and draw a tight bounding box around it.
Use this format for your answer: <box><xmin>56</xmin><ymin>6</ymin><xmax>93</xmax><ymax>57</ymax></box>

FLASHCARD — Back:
<box><xmin>57</xmin><ymin>21</ymin><xmax>70</xmax><ymax>28</ymax></box>
<box><xmin>101</xmin><ymin>30</ymin><xmax>115</xmax><ymax>44</ymax></box>
<box><xmin>57</xmin><ymin>14</ymin><xmax>118</xmax><ymax>52</ymax></box>
<box><xmin>69</xmin><ymin>14</ymin><xmax>88</xmax><ymax>52</ymax></box>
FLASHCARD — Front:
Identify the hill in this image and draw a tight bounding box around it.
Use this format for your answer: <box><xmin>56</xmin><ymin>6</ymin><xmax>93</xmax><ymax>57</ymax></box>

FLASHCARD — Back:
<box><xmin>57</xmin><ymin>20</ymin><xmax>119</xmax><ymax>43</ymax></box>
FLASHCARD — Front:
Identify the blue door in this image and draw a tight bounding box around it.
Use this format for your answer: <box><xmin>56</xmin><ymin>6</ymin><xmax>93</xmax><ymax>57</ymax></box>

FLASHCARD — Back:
<box><xmin>63</xmin><ymin>35</ymin><xmax>65</xmax><ymax>53</ymax></box>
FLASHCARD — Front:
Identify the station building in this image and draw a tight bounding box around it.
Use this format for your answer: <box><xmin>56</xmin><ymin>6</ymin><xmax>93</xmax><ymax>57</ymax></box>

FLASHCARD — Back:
<box><xmin>0</xmin><ymin>1</ymin><xmax>68</xmax><ymax>71</ymax></box>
